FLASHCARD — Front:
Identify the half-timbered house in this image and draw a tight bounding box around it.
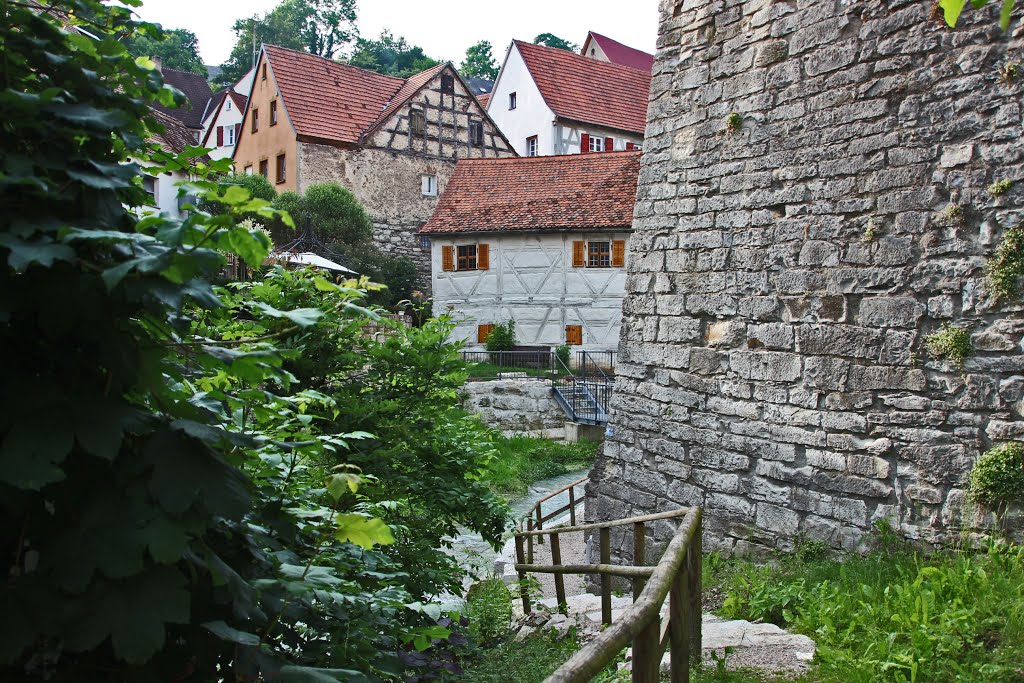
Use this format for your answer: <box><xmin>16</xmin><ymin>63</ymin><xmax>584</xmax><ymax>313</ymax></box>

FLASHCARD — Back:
<box><xmin>232</xmin><ymin>44</ymin><xmax>516</xmax><ymax>284</ymax></box>
<box><xmin>420</xmin><ymin>150</ymin><xmax>641</xmax><ymax>351</ymax></box>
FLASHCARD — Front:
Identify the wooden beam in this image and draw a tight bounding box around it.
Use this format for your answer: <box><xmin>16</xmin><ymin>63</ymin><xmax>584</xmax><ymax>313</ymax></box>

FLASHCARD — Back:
<box><xmin>516</xmin><ymin>508</ymin><xmax>691</xmax><ymax>538</ymax></box>
<box><xmin>512</xmin><ymin>563</ymin><xmax>654</xmax><ymax>578</ymax></box>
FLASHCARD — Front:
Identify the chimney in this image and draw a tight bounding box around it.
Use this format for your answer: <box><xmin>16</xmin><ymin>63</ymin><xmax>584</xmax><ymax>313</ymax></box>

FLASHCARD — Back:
<box><xmin>152</xmin><ymin>55</ymin><xmax>162</xmax><ymax>72</ymax></box>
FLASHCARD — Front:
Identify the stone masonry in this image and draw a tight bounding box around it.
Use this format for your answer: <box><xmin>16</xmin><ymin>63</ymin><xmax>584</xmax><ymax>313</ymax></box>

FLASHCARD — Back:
<box><xmin>588</xmin><ymin>0</ymin><xmax>1024</xmax><ymax>559</ymax></box>
<box><xmin>461</xmin><ymin>379</ymin><xmax>567</xmax><ymax>432</ymax></box>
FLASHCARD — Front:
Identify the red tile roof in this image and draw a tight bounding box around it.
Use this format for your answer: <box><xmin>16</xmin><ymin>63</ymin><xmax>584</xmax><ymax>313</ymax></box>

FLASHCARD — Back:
<box><xmin>585</xmin><ymin>32</ymin><xmax>655</xmax><ymax>73</ymax></box>
<box><xmin>153</xmin><ymin>66</ymin><xmax>213</xmax><ymax>130</ymax></box>
<box><xmin>420</xmin><ymin>151</ymin><xmax>641</xmax><ymax>235</ymax></box>
<box><xmin>477</xmin><ymin>93</ymin><xmax>491</xmax><ymax>109</ymax></box>
<box><xmin>514</xmin><ymin>40</ymin><xmax>650</xmax><ymax>136</ymax></box>
<box><xmin>148</xmin><ymin>108</ymin><xmax>208</xmax><ymax>161</ymax></box>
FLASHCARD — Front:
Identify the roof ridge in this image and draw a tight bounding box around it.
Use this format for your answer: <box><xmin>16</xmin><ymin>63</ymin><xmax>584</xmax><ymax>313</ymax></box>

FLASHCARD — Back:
<box><xmin>264</xmin><ymin>43</ymin><xmax>408</xmax><ymax>84</ymax></box>
<box><xmin>513</xmin><ymin>39</ymin><xmax>651</xmax><ymax>75</ymax></box>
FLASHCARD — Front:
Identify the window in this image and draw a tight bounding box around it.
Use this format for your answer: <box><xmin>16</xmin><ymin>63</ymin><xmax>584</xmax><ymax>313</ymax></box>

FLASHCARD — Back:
<box><xmin>456</xmin><ymin>244</ymin><xmax>477</xmax><ymax>271</ymax></box>
<box><xmin>478</xmin><ymin>324</ymin><xmax>495</xmax><ymax>343</ymax></box>
<box><xmin>252</xmin><ymin>108</ymin><xmax>259</xmax><ymax>133</ymax></box>
<box><xmin>421</xmin><ymin>174</ymin><xmax>437</xmax><ymax>196</ymax></box>
<box><xmin>440</xmin><ymin>73</ymin><xmax>455</xmax><ymax>94</ymax></box>
<box><xmin>509</xmin><ymin>92</ymin><xmax>517</xmax><ymax>109</ymax></box>
<box><xmin>588</xmin><ymin>241</ymin><xmax>611</xmax><ymax>267</ymax></box>
<box><xmin>226</xmin><ymin>125</ymin><xmax>236</xmax><ymax>145</ymax></box>
<box><xmin>142</xmin><ymin>174</ymin><xmax>157</xmax><ymax>205</ymax></box>
<box><xmin>261</xmin><ymin>63</ymin><xmax>267</xmax><ymax>80</ymax></box>
<box><xmin>244</xmin><ymin>164</ymin><xmax>253</xmax><ymax>175</ymax></box>
<box><xmin>419</xmin><ymin>235</ymin><xmax>431</xmax><ymax>251</ymax></box>
<box><xmin>270</xmin><ymin>100</ymin><xmax>278</xmax><ymax>126</ymax></box>
<box><xmin>565</xmin><ymin>324</ymin><xmax>583</xmax><ymax>346</ymax></box>
<box><xmin>275</xmin><ymin>154</ymin><xmax>286</xmax><ymax>184</ymax></box>
<box><xmin>226</xmin><ymin>99</ymin><xmax>232</xmax><ymax>111</ymax></box>
<box><xmin>626</xmin><ymin>141</ymin><xmax>640</xmax><ymax>151</ymax></box>
<box><xmin>589</xmin><ymin>135</ymin><xmax>604</xmax><ymax>153</ymax></box>
<box><xmin>526</xmin><ymin>136</ymin><xmax>538</xmax><ymax>157</ymax></box>
<box><xmin>410</xmin><ymin>109</ymin><xmax>425</xmax><ymax>136</ymax></box>
<box><xmin>258</xmin><ymin>159</ymin><xmax>268</xmax><ymax>178</ymax></box>
<box><xmin>192</xmin><ymin>131</ymin><xmax>201</xmax><ymax>143</ymax></box>
<box><xmin>469</xmin><ymin>120</ymin><xmax>484</xmax><ymax>147</ymax></box>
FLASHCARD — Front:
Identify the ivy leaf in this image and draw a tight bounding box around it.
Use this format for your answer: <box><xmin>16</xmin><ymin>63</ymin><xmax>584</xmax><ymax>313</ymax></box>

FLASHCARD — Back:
<box><xmin>334</xmin><ymin>514</ymin><xmax>394</xmax><ymax>549</ymax></box>
<box><xmin>326</xmin><ymin>472</ymin><xmax>362</xmax><ymax>500</ymax></box>
<box><xmin>0</xmin><ymin>235</ymin><xmax>75</xmax><ymax>271</ymax></box>
<box><xmin>0</xmin><ymin>419</ymin><xmax>73</xmax><ymax>489</ymax></box>
<box><xmin>226</xmin><ymin>225</ymin><xmax>271</xmax><ymax>268</ymax></box>
<box><xmin>203</xmin><ymin>620</ymin><xmax>261</xmax><ymax>646</ymax></box>
<box><xmin>940</xmin><ymin>0</ymin><xmax>969</xmax><ymax>25</ymax></box>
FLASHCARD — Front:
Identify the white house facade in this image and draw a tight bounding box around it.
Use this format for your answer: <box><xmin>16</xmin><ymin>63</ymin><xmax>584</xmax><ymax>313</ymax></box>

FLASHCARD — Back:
<box><xmin>420</xmin><ymin>151</ymin><xmax>641</xmax><ymax>352</ymax></box>
<box><xmin>201</xmin><ymin>90</ymin><xmax>247</xmax><ymax>161</ymax></box>
<box><xmin>487</xmin><ymin>40</ymin><xmax>649</xmax><ymax>158</ymax></box>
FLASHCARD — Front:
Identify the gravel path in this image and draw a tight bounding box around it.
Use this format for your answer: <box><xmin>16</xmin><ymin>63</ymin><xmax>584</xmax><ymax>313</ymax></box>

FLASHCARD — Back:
<box><xmin>520</xmin><ymin>522</ymin><xmax>590</xmax><ymax>600</ymax></box>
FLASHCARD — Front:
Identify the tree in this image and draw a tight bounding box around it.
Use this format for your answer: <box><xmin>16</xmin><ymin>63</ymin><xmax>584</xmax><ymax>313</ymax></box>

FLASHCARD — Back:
<box><xmin>269</xmin><ymin>182</ymin><xmax>373</xmax><ymax>247</ymax></box>
<box><xmin>348</xmin><ymin>30</ymin><xmax>440</xmax><ymax>77</ymax></box>
<box><xmin>125</xmin><ymin>26</ymin><xmax>208</xmax><ymax>77</ymax></box>
<box><xmin>219</xmin><ymin>0</ymin><xmax>357</xmax><ymax>87</ymax></box>
<box><xmin>533</xmin><ymin>32</ymin><xmax>579</xmax><ymax>52</ymax></box>
<box><xmin>459</xmin><ymin>40</ymin><xmax>498</xmax><ymax>80</ymax></box>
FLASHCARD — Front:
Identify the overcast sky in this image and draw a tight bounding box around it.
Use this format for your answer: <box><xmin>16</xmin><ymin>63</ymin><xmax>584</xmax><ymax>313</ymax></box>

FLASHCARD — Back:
<box><xmin>134</xmin><ymin>0</ymin><xmax>661</xmax><ymax>68</ymax></box>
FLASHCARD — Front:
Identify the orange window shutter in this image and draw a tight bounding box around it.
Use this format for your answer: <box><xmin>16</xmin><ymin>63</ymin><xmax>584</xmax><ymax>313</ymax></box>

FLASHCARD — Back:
<box><xmin>566</xmin><ymin>325</ymin><xmax>582</xmax><ymax>345</ymax></box>
<box><xmin>612</xmin><ymin>240</ymin><xmax>626</xmax><ymax>267</ymax></box>
<box><xmin>478</xmin><ymin>324</ymin><xmax>494</xmax><ymax>343</ymax></box>
<box><xmin>441</xmin><ymin>245</ymin><xmax>454</xmax><ymax>271</ymax></box>
<box><xmin>572</xmin><ymin>241</ymin><xmax>586</xmax><ymax>268</ymax></box>
<box><xmin>477</xmin><ymin>243</ymin><xmax>490</xmax><ymax>270</ymax></box>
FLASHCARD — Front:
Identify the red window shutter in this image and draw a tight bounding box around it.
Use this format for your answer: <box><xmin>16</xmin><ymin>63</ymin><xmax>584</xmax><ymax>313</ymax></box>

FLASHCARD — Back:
<box><xmin>625</xmin><ymin>142</ymin><xmax>636</xmax><ymax>151</ymax></box>
<box><xmin>441</xmin><ymin>246</ymin><xmax>454</xmax><ymax>272</ymax></box>
<box><xmin>612</xmin><ymin>240</ymin><xmax>626</xmax><ymax>267</ymax></box>
<box><xmin>216</xmin><ymin>126</ymin><xmax>224</xmax><ymax>146</ymax></box>
<box><xmin>605</xmin><ymin>137</ymin><xmax>614</xmax><ymax>152</ymax></box>
<box><xmin>580</xmin><ymin>133</ymin><xmax>590</xmax><ymax>154</ymax></box>
<box><xmin>234</xmin><ymin>123</ymin><xmax>241</xmax><ymax>139</ymax></box>
<box><xmin>572</xmin><ymin>241</ymin><xmax>586</xmax><ymax>268</ymax></box>
<box><xmin>477</xmin><ymin>243</ymin><xmax>490</xmax><ymax>270</ymax></box>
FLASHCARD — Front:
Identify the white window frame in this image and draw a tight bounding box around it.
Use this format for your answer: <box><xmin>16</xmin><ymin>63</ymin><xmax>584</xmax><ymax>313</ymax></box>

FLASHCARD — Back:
<box><xmin>509</xmin><ymin>92</ymin><xmax>517</xmax><ymax>110</ymax></box>
<box><xmin>588</xmin><ymin>135</ymin><xmax>604</xmax><ymax>153</ymax></box>
<box><xmin>421</xmin><ymin>174</ymin><xmax>438</xmax><ymax>197</ymax></box>
<box><xmin>226</xmin><ymin>100</ymin><xmax>232</xmax><ymax>111</ymax></box>
<box><xmin>526</xmin><ymin>136</ymin><xmax>538</xmax><ymax>157</ymax></box>
<box><xmin>226</xmin><ymin>125</ymin><xmax>236</xmax><ymax>146</ymax></box>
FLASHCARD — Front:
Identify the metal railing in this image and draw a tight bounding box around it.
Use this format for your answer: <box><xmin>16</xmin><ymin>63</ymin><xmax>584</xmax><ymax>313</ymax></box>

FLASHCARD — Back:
<box><xmin>551</xmin><ymin>352</ymin><xmax>614</xmax><ymax>424</ymax></box>
<box><xmin>518</xmin><ymin>476</ymin><xmax>588</xmax><ymax>562</ymax></box>
<box><xmin>514</xmin><ymin>508</ymin><xmax>703</xmax><ymax>683</ymax></box>
<box><xmin>460</xmin><ymin>349</ymin><xmax>558</xmax><ymax>380</ymax></box>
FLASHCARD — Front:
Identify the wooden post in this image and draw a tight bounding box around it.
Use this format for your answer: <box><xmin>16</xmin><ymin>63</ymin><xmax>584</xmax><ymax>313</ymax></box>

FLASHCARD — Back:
<box><xmin>632</xmin><ymin>521</ymin><xmax>646</xmax><ymax>602</ymax></box>
<box><xmin>568</xmin><ymin>485</ymin><xmax>577</xmax><ymax>526</ymax></box>
<box><xmin>600</xmin><ymin>526</ymin><xmax>612</xmax><ymax>626</ymax></box>
<box><xmin>536</xmin><ymin>506</ymin><xmax>545</xmax><ymax>546</ymax></box>
<box><xmin>550</xmin><ymin>532</ymin><xmax>566</xmax><ymax>613</ymax></box>
<box><xmin>514</xmin><ymin>534</ymin><xmax>531</xmax><ymax>615</ymax></box>
<box><xmin>687</xmin><ymin>515</ymin><xmax>702</xmax><ymax>665</ymax></box>
<box><xmin>632</xmin><ymin>615</ymin><xmax>661</xmax><ymax>683</ymax></box>
<box><xmin>669</xmin><ymin>566</ymin><xmax>689</xmax><ymax>683</ymax></box>
<box><xmin>526</xmin><ymin>516</ymin><xmax>534</xmax><ymax>564</ymax></box>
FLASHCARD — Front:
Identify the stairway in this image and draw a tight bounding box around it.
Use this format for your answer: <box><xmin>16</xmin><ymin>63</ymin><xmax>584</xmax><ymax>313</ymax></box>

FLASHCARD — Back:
<box><xmin>552</xmin><ymin>381</ymin><xmax>608</xmax><ymax>424</ymax></box>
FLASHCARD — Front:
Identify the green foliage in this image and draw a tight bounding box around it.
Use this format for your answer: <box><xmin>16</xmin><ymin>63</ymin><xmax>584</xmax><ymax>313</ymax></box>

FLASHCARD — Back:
<box><xmin>464</xmin><ymin>578</ymin><xmax>514</xmax><ymax>647</ymax></box>
<box><xmin>459</xmin><ymin>629</ymin><xmax>580</xmax><ymax>683</ymax></box>
<box><xmin>460</xmin><ymin>40</ymin><xmax>499</xmax><ymax>80</ymax></box>
<box><xmin>219</xmin><ymin>0</ymin><xmax>357</xmax><ymax>86</ymax></box>
<box><xmin>938</xmin><ymin>202</ymin><xmax>966</xmax><ymax>226</ymax></box>
<box><xmin>939</xmin><ymin>0</ymin><xmax>1018</xmax><ymax>30</ymax></box>
<box><xmin>924</xmin><ymin>324</ymin><xmax>972</xmax><ymax>369</ymax></box>
<box><xmin>484</xmin><ymin>436</ymin><xmax>598</xmax><ymax>496</ymax></box>
<box><xmin>555</xmin><ymin>343</ymin><xmax>572</xmax><ymax>368</ymax></box>
<box><xmin>969</xmin><ymin>442</ymin><xmax>1024</xmax><ymax>507</ymax></box>
<box><xmin>988</xmin><ymin>178</ymin><xmax>1014</xmax><ymax>196</ymax></box>
<box><xmin>986</xmin><ymin>227</ymin><xmax>1024</xmax><ymax>298</ymax></box>
<box><xmin>725</xmin><ymin>112</ymin><xmax>742</xmax><ymax>133</ymax></box>
<box><xmin>999</xmin><ymin>60</ymin><xmax>1023</xmax><ymax>84</ymax></box>
<box><xmin>484</xmin><ymin>320</ymin><xmax>517</xmax><ymax>352</ymax></box>
<box><xmin>534</xmin><ymin>33</ymin><xmax>580</xmax><ymax>52</ymax></box>
<box><xmin>124</xmin><ymin>26</ymin><xmax>207</xmax><ymax>77</ymax></box>
<box><xmin>198</xmin><ymin>172</ymin><xmax>277</xmax><ymax>221</ymax></box>
<box><xmin>271</xmin><ymin>182</ymin><xmax>373</xmax><ymax>245</ymax></box>
<box><xmin>712</xmin><ymin>537</ymin><xmax>1024</xmax><ymax>682</ymax></box>
<box><xmin>349</xmin><ymin>30</ymin><xmax>441</xmax><ymax>77</ymax></box>
<box><xmin>862</xmin><ymin>218</ymin><xmax>878</xmax><ymax>243</ymax></box>
<box><xmin>344</xmin><ymin>243</ymin><xmax>418</xmax><ymax>309</ymax></box>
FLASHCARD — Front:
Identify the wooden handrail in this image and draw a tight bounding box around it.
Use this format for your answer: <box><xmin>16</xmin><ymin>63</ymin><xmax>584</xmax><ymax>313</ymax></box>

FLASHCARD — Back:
<box><xmin>542</xmin><ymin>507</ymin><xmax>702</xmax><ymax>683</ymax></box>
<box><xmin>534</xmin><ymin>475</ymin><xmax>588</xmax><ymax>506</ymax></box>
<box><xmin>516</xmin><ymin>508</ymin><xmax>691</xmax><ymax>538</ymax></box>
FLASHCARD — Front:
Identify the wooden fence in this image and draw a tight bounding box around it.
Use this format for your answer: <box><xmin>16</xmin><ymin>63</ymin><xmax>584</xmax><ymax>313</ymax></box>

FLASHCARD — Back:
<box><xmin>513</xmin><ymin>507</ymin><xmax>703</xmax><ymax>683</ymax></box>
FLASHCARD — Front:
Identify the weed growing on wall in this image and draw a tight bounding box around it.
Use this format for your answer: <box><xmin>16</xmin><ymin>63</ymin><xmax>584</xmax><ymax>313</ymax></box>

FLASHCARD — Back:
<box><xmin>925</xmin><ymin>324</ymin><xmax>972</xmax><ymax>370</ymax></box>
<box><xmin>986</xmin><ymin>227</ymin><xmax>1024</xmax><ymax>298</ymax></box>
<box><xmin>989</xmin><ymin>178</ymin><xmax>1014</xmax><ymax>196</ymax></box>
<box><xmin>724</xmin><ymin>112</ymin><xmax>742</xmax><ymax>134</ymax></box>
<box><xmin>969</xmin><ymin>442</ymin><xmax>1024</xmax><ymax>508</ymax></box>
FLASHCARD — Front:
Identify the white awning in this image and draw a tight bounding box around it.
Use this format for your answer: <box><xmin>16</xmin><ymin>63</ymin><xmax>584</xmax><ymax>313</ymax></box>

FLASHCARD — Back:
<box><xmin>274</xmin><ymin>251</ymin><xmax>357</xmax><ymax>274</ymax></box>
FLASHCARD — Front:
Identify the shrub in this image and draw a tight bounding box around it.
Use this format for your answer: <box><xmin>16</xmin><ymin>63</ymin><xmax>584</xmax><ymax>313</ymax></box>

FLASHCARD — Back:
<box><xmin>464</xmin><ymin>578</ymin><xmax>514</xmax><ymax>647</ymax></box>
<box><xmin>925</xmin><ymin>324</ymin><xmax>971</xmax><ymax>370</ymax></box>
<box><xmin>343</xmin><ymin>243</ymin><xmax>418</xmax><ymax>309</ymax></box>
<box><xmin>484</xmin><ymin>320</ymin><xmax>516</xmax><ymax>352</ymax></box>
<box><xmin>555</xmin><ymin>343</ymin><xmax>571</xmax><ymax>368</ymax></box>
<box><xmin>301</xmin><ymin>182</ymin><xmax>374</xmax><ymax>243</ymax></box>
<box><xmin>987</xmin><ymin>227</ymin><xmax>1024</xmax><ymax>299</ymax></box>
<box><xmin>969</xmin><ymin>442</ymin><xmax>1024</xmax><ymax>508</ymax></box>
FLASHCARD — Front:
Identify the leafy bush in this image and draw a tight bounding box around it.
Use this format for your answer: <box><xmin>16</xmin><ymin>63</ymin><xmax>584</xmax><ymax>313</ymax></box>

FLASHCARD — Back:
<box><xmin>969</xmin><ymin>442</ymin><xmax>1024</xmax><ymax>508</ymax></box>
<box><xmin>555</xmin><ymin>343</ymin><xmax>572</xmax><ymax>368</ymax></box>
<box><xmin>272</xmin><ymin>182</ymin><xmax>374</xmax><ymax>245</ymax></box>
<box><xmin>484</xmin><ymin>320</ymin><xmax>516</xmax><ymax>352</ymax></box>
<box><xmin>344</xmin><ymin>243</ymin><xmax>418</xmax><ymax>309</ymax></box>
<box><xmin>465</xmin><ymin>578</ymin><xmax>514</xmax><ymax>647</ymax></box>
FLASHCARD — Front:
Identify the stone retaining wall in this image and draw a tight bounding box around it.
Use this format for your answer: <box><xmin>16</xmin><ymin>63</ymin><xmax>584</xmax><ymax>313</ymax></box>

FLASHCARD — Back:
<box><xmin>589</xmin><ymin>0</ymin><xmax>1024</xmax><ymax>559</ymax></box>
<box><xmin>461</xmin><ymin>379</ymin><xmax>567</xmax><ymax>432</ymax></box>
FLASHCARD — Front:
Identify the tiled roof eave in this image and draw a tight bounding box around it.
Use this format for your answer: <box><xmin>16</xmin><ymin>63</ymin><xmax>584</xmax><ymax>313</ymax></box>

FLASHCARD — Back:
<box><xmin>419</xmin><ymin>224</ymin><xmax>635</xmax><ymax>236</ymax></box>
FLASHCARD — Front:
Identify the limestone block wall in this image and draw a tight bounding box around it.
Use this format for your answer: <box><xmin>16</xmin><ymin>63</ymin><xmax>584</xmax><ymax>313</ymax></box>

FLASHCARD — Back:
<box><xmin>589</xmin><ymin>0</ymin><xmax>1024</xmax><ymax>558</ymax></box>
<box><xmin>461</xmin><ymin>379</ymin><xmax>567</xmax><ymax>432</ymax></box>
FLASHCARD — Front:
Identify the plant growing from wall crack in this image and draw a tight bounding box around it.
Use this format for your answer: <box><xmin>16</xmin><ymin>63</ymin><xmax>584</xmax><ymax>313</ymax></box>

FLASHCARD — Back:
<box><xmin>925</xmin><ymin>324</ymin><xmax>972</xmax><ymax>370</ymax></box>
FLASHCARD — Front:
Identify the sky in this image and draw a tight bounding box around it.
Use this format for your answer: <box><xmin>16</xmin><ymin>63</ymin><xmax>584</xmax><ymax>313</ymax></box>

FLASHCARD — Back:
<box><xmin>134</xmin><ymin>0</ymin><xmax>661</xmax><ymax>68</ymax></box>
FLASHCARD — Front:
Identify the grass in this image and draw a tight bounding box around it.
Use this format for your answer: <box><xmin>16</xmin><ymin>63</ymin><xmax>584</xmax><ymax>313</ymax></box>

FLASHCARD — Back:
<box><xmin>467</xmin><ymin>362</ymin><xmax>560</xmax><ymax>380</ymax></box>
<box><xmin>458</xmin><ymin>630</ymin><xmax>582</xmax><ymax>683</ymax></box>
<box><xmin>483</xmin><ymin>435</ymin><xmax>599</xmax><ymax>496</ymax></box>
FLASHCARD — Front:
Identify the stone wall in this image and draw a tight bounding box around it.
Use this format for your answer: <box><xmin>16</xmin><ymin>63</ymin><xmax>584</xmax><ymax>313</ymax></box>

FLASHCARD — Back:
<box><xmin>589</xmin><ymin>0</ymin><xmax>1024</xmax><ymax>559</ymax></box>
<box><xmin>461</xmin><ymin>379</ymin><xmax>567</xmax><ymax>432</ymax></box>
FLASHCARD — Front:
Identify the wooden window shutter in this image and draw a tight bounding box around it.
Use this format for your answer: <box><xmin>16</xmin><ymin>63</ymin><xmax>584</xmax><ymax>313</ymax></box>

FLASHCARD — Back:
<box><xmin>216</xmin><ymin>126</ymin><xmax>224</xmax><ymax>146</ymax></box>
<box><xmin>580</xmin><ymin>133</ymin><xmax>590</xmax><ymax>154</ymax></box>
<box><xmin>625</xmin><ymin>142</ymin><xmax>636</xmax><ymax>151</ymax></box>
<box><xmin>477</xmin><ymin>243</ymin><xmax>490</xmax><ymax>270</ymax></box>
<box><xmin>235</xmin><ymin>123</ymin><xmax>242</xmax><ymax>139</ymax></box>
<box><xmin>566</xmin><ymin>324</ymin><xmax>583</xmax><ymax>345</ymax></box>
<box><xmin>572</xmin><ymin>240</ymin><xmax>586</xmax><ymax>267</ymax></box>
<box><xmin>478</xmin><ymin>324</ymin><xmax>495</xmax><ymax>343</ymax></box>
<box><xmin>441</xmin><ymin>245</ymin><xmax>455</xmax><ymax>271</ymax></box>
<box><xmin>605</xmin><ymin>136</ymin><xmax>614</xmax><ymax>152</ymax></box>
<box><xmin>612</xmin><ymin>240</ymin><xmax>626</xmax><ymax>267</ymax></box>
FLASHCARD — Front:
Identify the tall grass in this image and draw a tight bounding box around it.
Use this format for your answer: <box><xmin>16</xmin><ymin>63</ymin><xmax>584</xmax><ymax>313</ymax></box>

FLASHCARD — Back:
<box><xmin>484</xmin><ymin>435</ymin><xmax>598</xmax><ymax>496</ymax></box>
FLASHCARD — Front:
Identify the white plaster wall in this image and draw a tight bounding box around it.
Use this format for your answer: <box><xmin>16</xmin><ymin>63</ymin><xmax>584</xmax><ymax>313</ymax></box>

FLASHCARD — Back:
<box><xmin>202</xmin><ymin>99</ymin><xmax>244</xmax><ymax>161</ymax></box>
<box><xmin>487</xmin><ymin>44</ymin><xmax>557</xmax><ymax>156</ymax></box>
<box><xmin>430</xmin><ymin>232</ymin><xmax>629</xmax><ymax>351</ymax></box>
<box><xmin>135</xmin><ymin>160</ymin><xmax>189</xmax><ymax>219</ymax></box>
<box><xmin>233</xmin><ymin>68</ymin><xmax>255</xmax><ymax>97</ymax></box>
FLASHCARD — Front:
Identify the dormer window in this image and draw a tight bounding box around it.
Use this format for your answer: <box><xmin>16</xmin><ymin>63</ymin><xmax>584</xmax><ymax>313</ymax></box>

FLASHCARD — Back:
<box><xmin>440</xmin><ymin>73</ymin><xmax>455</xmax><ymax>94</ymax></box>
<box><xmin>509</xmin><ymin>92</ymin><xmax>517</xmax><ymax>110</ymax></box>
